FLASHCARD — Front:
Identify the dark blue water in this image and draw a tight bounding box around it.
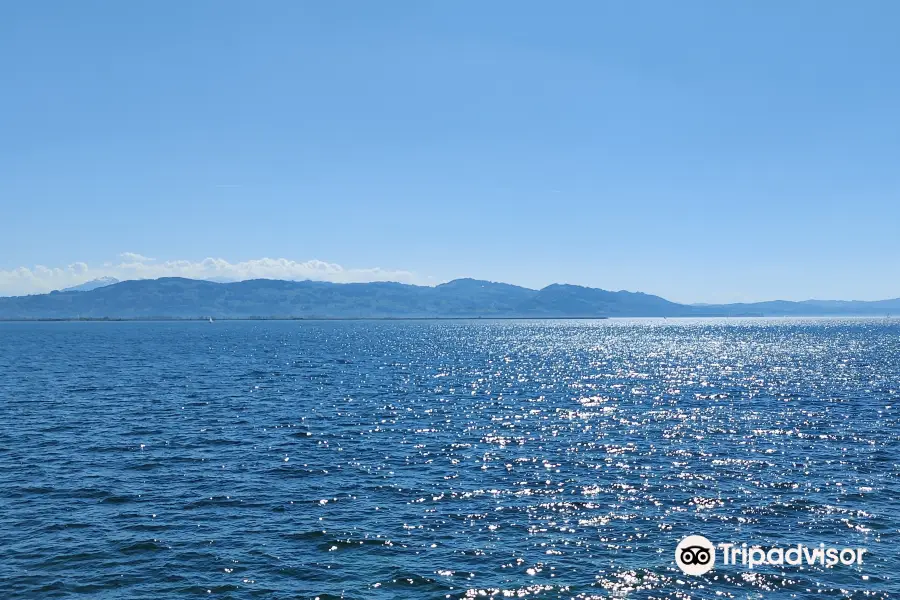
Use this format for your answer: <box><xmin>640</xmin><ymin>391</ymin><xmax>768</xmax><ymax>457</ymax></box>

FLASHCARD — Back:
<box><xmin>1</xmin><ymin>319</ymin><xmax>897</xmax><ymax>598</ymax></box>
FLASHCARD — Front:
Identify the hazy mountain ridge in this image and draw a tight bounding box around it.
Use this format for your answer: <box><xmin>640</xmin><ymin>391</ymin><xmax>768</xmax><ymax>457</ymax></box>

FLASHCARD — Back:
<box><xmin>60</xmin><ymin>276</ymin><xmax>120</xmax><ymax>292</ymax></box>
<box><xmin>1</xmin><ymin>277</ymin><xmax>898</xmax><ymax>319</ymax></box>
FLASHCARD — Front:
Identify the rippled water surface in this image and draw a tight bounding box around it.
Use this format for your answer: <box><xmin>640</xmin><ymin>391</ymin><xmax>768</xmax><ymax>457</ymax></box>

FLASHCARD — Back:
<box><xmin>1</xmin><ymin>319</ymin><xmax>898</xmax><ymax>599</ymax></box>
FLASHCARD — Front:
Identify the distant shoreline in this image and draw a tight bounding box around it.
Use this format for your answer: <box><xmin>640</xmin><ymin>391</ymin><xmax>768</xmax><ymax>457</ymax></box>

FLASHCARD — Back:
<box><xmin>2</xmin><ymin>277</ymin><xmax>897</xmax><ymax>319</ymax></box>
<box><xmin>0</xmin><ymin>316</ymin><xmax>616</xmax><ymax>322</ymax></box>
<box><xmin>0</xmin><ymin>315</ymin><xmax>891</xmax><ymax>322</ymax></box>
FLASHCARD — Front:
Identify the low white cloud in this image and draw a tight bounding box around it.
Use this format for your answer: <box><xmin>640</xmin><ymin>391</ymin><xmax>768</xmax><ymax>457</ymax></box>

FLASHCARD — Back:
<box><xmin>119</xmin><ymin>252</ymin><xmax>155</xmax><ymax>263</ymax></box>
<box><xmin>0</xmin><ymin>254</ymin><xmax>421</xmax><ymax>296</ymax></box>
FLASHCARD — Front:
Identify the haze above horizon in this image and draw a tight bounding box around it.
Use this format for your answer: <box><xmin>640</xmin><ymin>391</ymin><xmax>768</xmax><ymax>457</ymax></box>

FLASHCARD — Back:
<box><xmin>2</xmin><ymin>2</ymin><xmax>899</xmax><ymax>303</ymax></box>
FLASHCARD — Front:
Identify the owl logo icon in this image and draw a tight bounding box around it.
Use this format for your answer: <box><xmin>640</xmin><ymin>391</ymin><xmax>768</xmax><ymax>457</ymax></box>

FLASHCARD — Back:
<box><xmin>675</xmin><ymin>535</ymin><xmax>715</xmax><ymax>575</ymax></box>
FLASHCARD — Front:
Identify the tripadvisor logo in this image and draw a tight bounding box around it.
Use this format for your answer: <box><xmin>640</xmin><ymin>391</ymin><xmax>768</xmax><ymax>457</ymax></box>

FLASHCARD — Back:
<box><xmin>675</xmin><ymin>535</ymin><xmax>868</xmax><ymax>575</ymax></box>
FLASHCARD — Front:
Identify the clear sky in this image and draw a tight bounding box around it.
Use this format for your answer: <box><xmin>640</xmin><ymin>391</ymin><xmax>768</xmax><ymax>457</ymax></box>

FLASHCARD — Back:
<box><xmin>2</xmin><ymin>1</ymin><xmax>899</xmax><ymax>302</ymax></box>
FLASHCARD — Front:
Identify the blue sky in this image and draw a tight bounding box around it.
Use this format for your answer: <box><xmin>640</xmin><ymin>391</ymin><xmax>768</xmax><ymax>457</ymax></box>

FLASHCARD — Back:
<box><xmin>2</xmin><ymin>1</ymin><xmax>898</xmax><ymax>302</ymax></box>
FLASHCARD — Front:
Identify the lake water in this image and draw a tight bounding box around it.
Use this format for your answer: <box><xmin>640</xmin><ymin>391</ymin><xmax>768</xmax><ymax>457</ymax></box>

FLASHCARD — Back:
<box><xmin>1</xmin><ymin>319</ymin><xmax>897</xmax><ymax>598</ymax></box>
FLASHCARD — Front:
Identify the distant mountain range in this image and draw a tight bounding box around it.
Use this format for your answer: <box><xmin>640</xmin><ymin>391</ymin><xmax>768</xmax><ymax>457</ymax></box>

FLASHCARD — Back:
<box><xmin>0</xmin><ymin>277</ymin><xmax>898</xmax><ymax>319</ymax></box>
<box><xmin>60</xmin><ymin>276</ymin><xmax>120</xmax><ymax>292</ymax></box>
